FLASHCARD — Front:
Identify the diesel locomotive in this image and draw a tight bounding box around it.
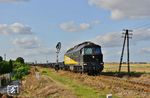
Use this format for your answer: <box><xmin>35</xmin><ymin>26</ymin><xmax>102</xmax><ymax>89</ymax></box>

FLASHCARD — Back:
<box><xmin>64</xmin><ymin>41</ymin><xmax>104</xmax><ymax>74</ymax></box>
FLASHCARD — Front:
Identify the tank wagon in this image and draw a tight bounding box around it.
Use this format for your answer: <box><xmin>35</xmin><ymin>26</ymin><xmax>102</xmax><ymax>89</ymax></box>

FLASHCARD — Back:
<box><xmin>64</xmin><ymin>41</ymin><xmax>104</xmax><ymax>74</ymax></box>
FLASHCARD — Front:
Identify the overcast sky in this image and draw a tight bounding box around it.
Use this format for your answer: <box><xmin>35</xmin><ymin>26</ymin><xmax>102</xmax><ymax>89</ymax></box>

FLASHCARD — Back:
<box><xmin>0</xmin><ymin>0</ymin><xmax>150</xmax><ymax>63</ymax></box>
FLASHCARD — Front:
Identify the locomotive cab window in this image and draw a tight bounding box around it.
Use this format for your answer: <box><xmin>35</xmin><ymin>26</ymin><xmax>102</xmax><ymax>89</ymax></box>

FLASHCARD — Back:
<box><xmin>84</xmin><ymin>48</ymin><xmax>93</xmax><ymax>55</ymax></box>
<box><xmin>94</xmin><ymin>47</ymin><xmax>101</xmax><ymax>54</ymax></box>
<box><xmin>84</xmin><ymin>47</ymin><xmax>101</xmax><ymax>55</ymax></box>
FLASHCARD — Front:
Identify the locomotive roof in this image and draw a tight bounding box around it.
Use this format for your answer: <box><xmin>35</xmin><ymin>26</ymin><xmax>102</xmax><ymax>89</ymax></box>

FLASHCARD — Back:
<box><xmin>66</xmin><ymin>41</ymin><xmax>100</xmax><ymax>54</ymax></box>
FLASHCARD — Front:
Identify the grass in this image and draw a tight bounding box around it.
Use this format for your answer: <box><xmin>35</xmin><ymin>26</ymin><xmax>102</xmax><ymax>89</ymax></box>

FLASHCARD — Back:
<box><xmin>40</xmin><ymin>68</ymin><xmax>119</xmax><ymax>98</ymax></box>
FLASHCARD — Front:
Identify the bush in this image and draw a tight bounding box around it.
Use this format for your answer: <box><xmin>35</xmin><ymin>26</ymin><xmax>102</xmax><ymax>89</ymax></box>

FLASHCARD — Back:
<box><xmin>0</xmin><ymin>56</ymin><xmax>3</xmax><ymax>62</ymax></box>
<box><xmin>0</xmin><ymin>58</ymin><xmax>30</xmax><ymax>80</ymax></box>
<box><xmin>1</xmin><ymin>77</ymin><xmax>7</xmax><ymax>86</ymax></box>
<box><xmin>16</xmin><ymin>57</ymin><xmax>24</xmax><ymax>64</ymax></box>
<box><xmin>0</xmin><ymin>61</ymin><xmax>13</xmax><ymax>74</ymax></box>
<box><xmin>9</xmin><ymin>60</ymin><xmax>13</xmax><ymax>72</ymax></box>
<box><xmin>13</xmin><ymin>63</ymin><xmax>30</xmax><ymax>80</ymax></box>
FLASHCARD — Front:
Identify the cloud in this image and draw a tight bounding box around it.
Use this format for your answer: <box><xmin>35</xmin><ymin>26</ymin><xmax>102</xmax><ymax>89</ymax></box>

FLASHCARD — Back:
<box><xmin>59</xmin><ymin>21</ymin><xmax>90</xmax><ymax>32</ymax></box>
<box><xmin>12</xmin><ymin>37</ymin><xmax>40</xmax><ymax>49</ymax></box>
<box><xmin>23</xmin><ymin>48</ymin><xmax>56</xmax><ymax>57</ymax></box>
<box><xmin>91</xmin><ymin>20</ymin><xmax>101</xmax><ymax>25</ymax></box>
<box><xmin>92</xmin><ymin>32</ymin><xmax>122</xmax><ymax>47</ymax></box>
<box><xmin>133</xmin><ymin>28</ymin><xmax>150</xmax><ymax>41</ymax></box>
<box><xmin>0</xmin><ymin>0</ymin><xmax>29</xmax><ymax>3</ymax></box>
<box><xmin>11</xmin><ymin>36</ymin><xmax>56</xmax><ymax>57</ymax></box>
<box><xmin>10</xmin><ymin>45</ymin><xmax>56</xmax><ymax>56</ymax></box>
<box><xmin>140</xmin><ymin>48</ymin><xmax>150</xmax><ymax>54</ymax></box>
<box><xmin>9</xmin><ymin>46</ymin><xmax>57</xmax><ymax>63</ymax></box>
<box><xmin>37</xmin><ymin>48</ymin><xmax>56</xmax><ymax>55</ymax></box>
<box><xmin>92</xmin><ymin>28</ymin><xmax>150</xmax><ymax>47</ymax></box>
<box><xmin>0</xmin><ymin>23</ymin><xmax>33</xmax><ymax>35</ymax></box>
<box><xmin>88</xmin><ymin>0</ymin><xmax>150</xmax><ymax>20</ymax></box>
<box><xmin>59</xmin><ymin>20</ymin><xmax>100</xmax><ymax>32</ymax></box>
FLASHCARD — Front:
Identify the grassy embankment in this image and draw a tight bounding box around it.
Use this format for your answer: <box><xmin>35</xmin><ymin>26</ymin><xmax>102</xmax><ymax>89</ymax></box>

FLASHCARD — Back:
<box><xmin>39</xmin><ymin>67</ymin><xmax>119</xmax><ymax>98</ymax></box>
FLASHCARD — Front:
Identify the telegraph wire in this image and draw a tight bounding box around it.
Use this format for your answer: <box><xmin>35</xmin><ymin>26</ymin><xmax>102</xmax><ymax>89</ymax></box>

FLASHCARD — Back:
<box><xmin>131</xmin><ymin>22</ymin><xmax>150</xmax><ymax>32</ymax></box>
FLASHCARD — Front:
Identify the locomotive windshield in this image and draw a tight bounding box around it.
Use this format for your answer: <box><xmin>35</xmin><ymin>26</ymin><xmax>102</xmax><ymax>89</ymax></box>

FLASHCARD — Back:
<box><xmin>83</xmin><ymin>47</ymin><xmax>101</xmax><ymax>55</ymax></box>
<box><xmin>84</xmin><ymin>48</ymin><xmax>93</xmax><ymax>55</ymax></box>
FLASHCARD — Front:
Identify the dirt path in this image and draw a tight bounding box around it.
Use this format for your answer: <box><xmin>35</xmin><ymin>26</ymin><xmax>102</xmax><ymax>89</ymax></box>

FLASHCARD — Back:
<box><xmin>18</xmin><ymin>67</ymin><xmax>77</xmax><ymax>98</ymax></box>
<box><xmin>39</xmin><ymin>67</ymin><xmax>107</xmax><ymax>98</ymax></box>
<box><xmin>19</xmin><ymin>67</ymin><xmax>105</xmax><ymax>98</ymax></box>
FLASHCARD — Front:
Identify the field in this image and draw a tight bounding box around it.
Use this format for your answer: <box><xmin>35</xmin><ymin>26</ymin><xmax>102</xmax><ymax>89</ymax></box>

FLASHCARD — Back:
<box><xmin>104</xmin><ymin>63</ymin><xmax>150</xmax><ymax>73</ymax></box>
<box><xmin>1</xmin><ymin>63</ymin><xmax>149</xmax><ymax>98</ymax></box>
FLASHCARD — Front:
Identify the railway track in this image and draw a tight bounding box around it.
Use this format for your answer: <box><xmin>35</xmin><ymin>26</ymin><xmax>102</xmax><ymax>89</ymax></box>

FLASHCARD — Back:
<box><xmin>96</xmin><ymin>75</ymin><xmax>150</xmax><ymax>93</ymax></box>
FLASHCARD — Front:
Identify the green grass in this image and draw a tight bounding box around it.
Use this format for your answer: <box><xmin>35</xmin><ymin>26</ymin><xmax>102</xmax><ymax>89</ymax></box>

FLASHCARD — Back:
<box><xmin>40</xmin><ymin>68</ymin><xmax>119</xmax><ymax>98</ymax></box>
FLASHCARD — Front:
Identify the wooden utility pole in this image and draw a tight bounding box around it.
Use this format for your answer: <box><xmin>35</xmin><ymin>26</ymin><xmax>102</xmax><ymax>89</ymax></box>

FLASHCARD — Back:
<box><xmin>119</xmin><ymin>29</ymin><xmax>132</xmax><ymax>75</ymax></box>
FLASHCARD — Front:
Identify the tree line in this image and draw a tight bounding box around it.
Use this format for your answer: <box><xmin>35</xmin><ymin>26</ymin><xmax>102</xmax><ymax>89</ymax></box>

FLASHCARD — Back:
<box><xmin>0</xmin><ymin>56</ymin><xmax>30</xmax><ymax>80</ymax></box>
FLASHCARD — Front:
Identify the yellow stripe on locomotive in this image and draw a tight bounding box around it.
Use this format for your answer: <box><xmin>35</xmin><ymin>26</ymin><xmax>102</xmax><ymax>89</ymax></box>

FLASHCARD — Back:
<box><xmin>64</xmin><ymin>55</ymin><xmax>78</xmax><ymax>65</ymax></box>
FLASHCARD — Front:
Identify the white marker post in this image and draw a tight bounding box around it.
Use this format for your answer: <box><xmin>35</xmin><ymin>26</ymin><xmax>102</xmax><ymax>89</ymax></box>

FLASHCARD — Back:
<box><xmin>36</xmin><ymin>72</ymin><xmax>40</xmax><ymax>80</ymax></box>
<box><xmin>107</xmin><ymin>94</ymin><xmax>112</xmax><ymax>98</ymax></box>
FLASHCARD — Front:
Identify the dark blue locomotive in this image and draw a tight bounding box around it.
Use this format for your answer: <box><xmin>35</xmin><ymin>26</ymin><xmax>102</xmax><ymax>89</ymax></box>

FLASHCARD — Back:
<box><xmin>64</xmin><ymin>41</ymin><xmax>104</xmax><ymax>75</ymax></box>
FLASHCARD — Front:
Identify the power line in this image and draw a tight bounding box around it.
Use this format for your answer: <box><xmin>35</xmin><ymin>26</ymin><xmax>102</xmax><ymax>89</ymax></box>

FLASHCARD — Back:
<box><xmin>132</xmin><ymin>22</ymin><xmax>150</xmax><ymax>30</ymax></box>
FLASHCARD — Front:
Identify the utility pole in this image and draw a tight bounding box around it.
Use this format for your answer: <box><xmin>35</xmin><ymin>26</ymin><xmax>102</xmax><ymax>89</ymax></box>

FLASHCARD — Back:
<box><xmin>119</xmin><ymin>29</ymin><xmax>132</xmax><ymax>75</ymax></box>
<box><xmin>46</xmin><ymin>60</ymin><xmax>48</xmax><ymax>64</ymax></box>
<box><xmin>4</xmin><ymin>54</ymin><xmax>6</xmax><ymax>61</ymax></box>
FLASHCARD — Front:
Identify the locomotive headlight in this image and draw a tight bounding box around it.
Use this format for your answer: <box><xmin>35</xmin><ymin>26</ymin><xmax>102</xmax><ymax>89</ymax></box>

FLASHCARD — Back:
<box><xmin>83</xmin><ymin>63</ymin><xmax>87</xmax><ymax>65</ymax></box>
<box><xmin>100</xmin><ymin>62</ymin><xmax>104</xmax><ymax>65</ymax></box>
<box><xmin>92</xmin><ymin>56</ymin><xmax>95</xmax><ymax>58</ymax></box>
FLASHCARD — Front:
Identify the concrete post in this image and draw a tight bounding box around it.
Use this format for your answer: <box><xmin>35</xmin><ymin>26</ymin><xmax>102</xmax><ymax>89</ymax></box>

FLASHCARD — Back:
<box><xmin>36</xmin><ymin>72</ymin><xmax>40</xmax><ymax>80</ymax></box>
<box><xmin>107</xmin><ymin>94</ymin><xmax>112</xmax><ymax>98</ymax></box>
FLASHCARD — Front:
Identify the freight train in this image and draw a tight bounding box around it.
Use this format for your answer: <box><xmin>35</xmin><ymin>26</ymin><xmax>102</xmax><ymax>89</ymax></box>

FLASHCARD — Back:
<box><xmin>64</xmin><ymin>41</ymin><xmax>104</xmax><ymax>75</ymax></box>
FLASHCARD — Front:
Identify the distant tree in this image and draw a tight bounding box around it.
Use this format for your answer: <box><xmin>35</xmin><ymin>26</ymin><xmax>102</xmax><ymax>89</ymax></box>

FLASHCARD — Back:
<box><xmin>0</xmin><ymin>61</ymin><xmax>10</xmax><ymax>74</ymax></box>
<box><xmin>9</xmin><ymin>59</ymin><xmax>13</xmax><ymax>72</ymax></box>
<box><xmin>16</xmin><ymin>57</ymin><xmax>24</xmax><ymax>64</ymax></box>
<box><xmin>0</xmin><ymin>56</ymin><xmax>3</xmax><ymax>62</ymax></box>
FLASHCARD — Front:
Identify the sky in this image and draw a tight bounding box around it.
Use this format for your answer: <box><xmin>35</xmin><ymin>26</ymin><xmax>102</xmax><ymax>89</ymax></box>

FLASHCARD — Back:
<box><xmin>0</xmin><ymin>0</ymin><xmax>150</xmax><ymax>63</ymax></box>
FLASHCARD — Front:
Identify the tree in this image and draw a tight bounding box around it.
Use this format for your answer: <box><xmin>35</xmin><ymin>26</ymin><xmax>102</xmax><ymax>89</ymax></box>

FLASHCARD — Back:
<box><xmin>0</xmin><ymin>61</ymin><xmax>10</xmax><ymax>74</ymax></box>
<box><xmin>0</xmin><ymin>56</ymin><xmax>3</xmax><ymax>62</ymax></box>
<box><xmin>16</xmin><ymin>57</ymin><xmax>24</xmax><ymax>64</ymax></box>
<box><xmin>9</xmin><ymin>59</ymin><xmax>13</xmax><ymax>72</ymax></box>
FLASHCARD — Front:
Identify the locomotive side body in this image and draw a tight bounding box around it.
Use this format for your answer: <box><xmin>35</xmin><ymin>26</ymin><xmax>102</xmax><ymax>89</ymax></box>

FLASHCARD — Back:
<box><xmin>64</xmin><ymin>41</ymin><xmax>104</xmax><ymax>74</ymax></box>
